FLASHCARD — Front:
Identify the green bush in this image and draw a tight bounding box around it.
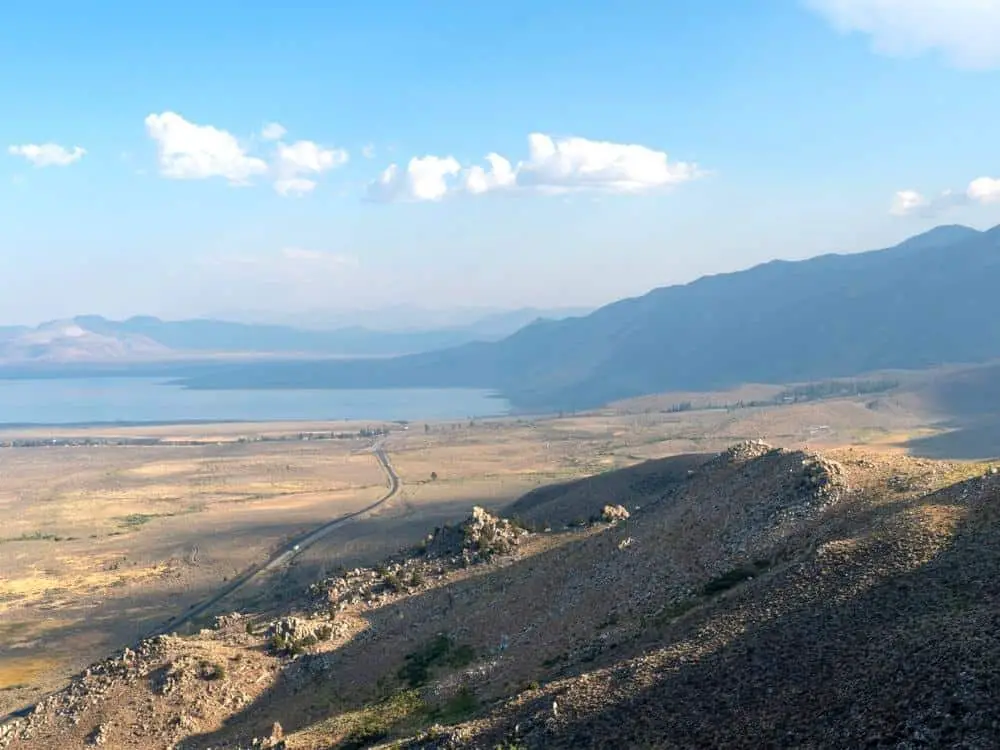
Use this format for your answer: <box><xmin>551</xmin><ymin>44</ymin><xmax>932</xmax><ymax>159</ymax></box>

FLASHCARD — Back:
<box><xmin>398</xmin><ymin>635</ymin><xmax>476</xmax><ymax>688</ymax></box>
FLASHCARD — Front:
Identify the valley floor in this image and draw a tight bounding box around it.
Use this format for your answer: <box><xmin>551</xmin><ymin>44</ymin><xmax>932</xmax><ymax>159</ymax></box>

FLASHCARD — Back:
<box><xmin>1</xmin><ymin>376</ymin><xmax>996</xmax><ymax>744</ymax></box>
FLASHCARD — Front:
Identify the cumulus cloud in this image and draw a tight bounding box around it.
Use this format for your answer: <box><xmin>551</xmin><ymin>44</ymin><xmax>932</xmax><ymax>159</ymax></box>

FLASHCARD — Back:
<box><xmin>516</xmin><ymin>133</ymin><xmax>697</xmax><ymax>194</ymax></box>
<box><xmin>367</xmin><ymin>155</ymin><xmax>462</xmax><ymax>202</ymax></box>
<box><xmin>145</xmin><ymin>112</ymin><xmax>348</xmax><ymax>195</ymax></box>
<box><xmin>890</xmin><ymin>188</ymin><xmax>974</xmax><ymax>217</ymax></box>
<box><xmin>369</xmin><ymin>133</ymin><xmax>699</xmax><ymax>203</ymax></box>
<box><xmin>361</xmin><ymin>143</ymin><xmax>376</xmax><ymax>159</ymax></box>
<box><xmin>806</xmin><ymin>0</ymin><xmax>1000</xmax><ymax>69</ymax></box>
<box><xmin>890</xmin><ymin>189</ymin><xmax>930</xmax><ymax>216</ymax></box>
<box><xmin>8</xmin><ymin>143</ymin><xmax>86</xmax><ymax>167</ymax></box>
<box><xmin>967</xmin><ymin>176</ymin><xmax>1000</xmax><ymax>204</ymax></box>
<box><xmin>261</xmin><ymin>122</ymin><xmax>287</xmax><ymax>141</ymax></box>
<box><xmin>890</xmin><ymin>176</ymin><xmax>1000</xmax><ymax>216</ymax></box>
<box><xmin>145</xmin><ymin>111</ymin><xmax>267</xmax><ymax>184</ymax></box>
<box><xmin>464</xmin><ymin>153</ymin><xmax>517</xmax><ymax>195</ymax></box>
<box><xmin>272</xmin><ymin>139</ymin><xmax>349</xmax><ymax>196</ymax></box>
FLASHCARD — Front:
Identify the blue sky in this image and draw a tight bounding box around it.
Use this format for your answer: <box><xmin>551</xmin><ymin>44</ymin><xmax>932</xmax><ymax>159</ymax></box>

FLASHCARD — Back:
<box><xmin>2</xmin><ymin>0</ymin><xmax>999</xmax><ymax>324</ymax></box>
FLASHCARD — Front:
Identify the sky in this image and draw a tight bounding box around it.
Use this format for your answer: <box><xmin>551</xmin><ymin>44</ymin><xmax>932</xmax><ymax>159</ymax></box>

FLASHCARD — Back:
<box><xmin>2</xmin><ymin>0</ymin><xmax>1000</xmax><ymax>325</ymax></box>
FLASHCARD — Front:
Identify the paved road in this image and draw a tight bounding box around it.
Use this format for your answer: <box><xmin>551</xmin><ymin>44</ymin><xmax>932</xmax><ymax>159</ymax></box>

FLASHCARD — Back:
<box><xmin>158</xmin><ymin>440</ymin><xmax>399</xmax><ymax>635</ymax></box>
<box><xmin>1</xmin><ymin>443</ymin><xmax>400</xmax><ymax>723</ymax></box>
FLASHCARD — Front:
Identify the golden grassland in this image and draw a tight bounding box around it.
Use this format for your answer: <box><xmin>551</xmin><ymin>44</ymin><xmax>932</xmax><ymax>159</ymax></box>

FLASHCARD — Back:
<box><xmin>0</xmin><ymin>389</ymin><xmax>965</xmax><ymax>713</ymax></box>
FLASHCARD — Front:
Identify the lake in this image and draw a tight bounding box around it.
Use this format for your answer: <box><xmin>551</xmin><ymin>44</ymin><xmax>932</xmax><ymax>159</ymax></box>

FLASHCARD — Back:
<box><xmin>0</xmin><ymin>378</ymin><xmax>510</xmax><ymax>426</ymax></box>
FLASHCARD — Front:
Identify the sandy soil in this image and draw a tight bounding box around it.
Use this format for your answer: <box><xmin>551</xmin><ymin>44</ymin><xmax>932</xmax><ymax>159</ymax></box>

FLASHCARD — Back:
<box><xmin>0</xmin><ymin>389</ymin><xmax>954</xmax><ymax>715</ymax></box>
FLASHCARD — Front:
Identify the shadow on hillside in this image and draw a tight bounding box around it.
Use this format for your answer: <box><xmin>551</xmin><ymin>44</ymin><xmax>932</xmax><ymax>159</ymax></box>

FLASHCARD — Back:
<box><xmin>0</xmin><ymin>575</ymin><xmax>230</xmax><ymax>721</ymax></box>
<box><xmin>1</xmin><ymin>503</ymin><xmax>473</xmax><ymax>720</ymax></box>
<box><xmin>503</xmin><ymin>481</ymin><xmax>1000</xmax><ymax>748</ymax></box>
<box><xmin>176</xmin><ymin>472</ymin><xmax>1000</xmax><ymax>749</ymax></box>
<box><xmin>174</xmin><ymin>522</ymin><xmax>633</xmax><ymax>747</ymax></box>
<box><xmin>906</xmin><ymin>418</ymin><xmax>1000</xmax><ymax>460</ymax></box>
<box><xmin>507</xmin><ymin>453</ymin><xmax>710</xmax><ymax>526</ymax></box>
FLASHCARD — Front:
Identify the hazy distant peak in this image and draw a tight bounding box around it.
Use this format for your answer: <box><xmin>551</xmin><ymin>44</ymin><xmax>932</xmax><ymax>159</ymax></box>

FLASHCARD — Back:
<box><xmin>894</xmin><ymin>224</ymin><xmax>982</xmax><ymax>252</ymax></box>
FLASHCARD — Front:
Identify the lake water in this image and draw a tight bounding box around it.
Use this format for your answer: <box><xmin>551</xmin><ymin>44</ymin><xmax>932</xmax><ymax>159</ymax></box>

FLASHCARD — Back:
<box><xmin>0</xmin><ymin>378</ymin><xmax>510</xmax><ymax>426</ymax></box>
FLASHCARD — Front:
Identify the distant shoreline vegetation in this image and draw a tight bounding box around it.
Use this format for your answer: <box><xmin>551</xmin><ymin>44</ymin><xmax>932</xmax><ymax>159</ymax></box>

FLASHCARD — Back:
<box><xmin>664</xmin><ymin>378</ymin><xmax>901</xmax><ymax>414</ymax></box>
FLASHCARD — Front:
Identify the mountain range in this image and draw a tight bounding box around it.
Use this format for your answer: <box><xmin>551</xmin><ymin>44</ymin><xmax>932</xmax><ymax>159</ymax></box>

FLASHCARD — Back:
<box><xmin>0</xmin><ymin>307</ymin><xmax>588</xmax><ymax>364</ymax></box>
<box><xmin>175</xmin><ymin>224</ymin><xmax>1000</xmax><ymax>410</ymax></box>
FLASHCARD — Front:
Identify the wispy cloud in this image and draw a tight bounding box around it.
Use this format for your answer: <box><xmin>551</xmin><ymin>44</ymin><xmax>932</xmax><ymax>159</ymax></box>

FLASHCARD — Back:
<box><xmin>806</xmin><ymin>0</ymin><xmax>1000</xmax><ymax>69</ymax></box>
<box><xmin>8</xmin><ymin>143</ymin><xmax>86</xmax><ymax>167</ymax></box>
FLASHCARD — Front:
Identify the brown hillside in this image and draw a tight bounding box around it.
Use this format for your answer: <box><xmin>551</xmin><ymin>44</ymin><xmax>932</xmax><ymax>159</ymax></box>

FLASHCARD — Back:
<box><xmin>505</xmin><ymin>452</ymin><xmax>709</xmax><ymax>528</ymax></box>
<box><xmin>2</xmin><ymin>444</ymin><xmax>998</xmax><ymax>749</ymax></box>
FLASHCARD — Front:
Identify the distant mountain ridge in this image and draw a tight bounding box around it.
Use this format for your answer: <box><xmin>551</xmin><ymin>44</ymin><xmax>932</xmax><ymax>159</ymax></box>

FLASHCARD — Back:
<box><xmin>0</xmin><ymin>307</ymin><xmax>589</xmax><ymax>364</ymax></box>
<box><xmin>202</xmin><ymin>305</ymin><xmax>592</xmax><ymax>333</ymax></box>
<box><xmin>0</xmin><ymin>321</ymin><xmax>169</xmax><ymax>363</ymax></box>
<box><xmin>175</xmin><ymin>224</ymin><xmax>1000</xmax><ymax>410</ymax></box>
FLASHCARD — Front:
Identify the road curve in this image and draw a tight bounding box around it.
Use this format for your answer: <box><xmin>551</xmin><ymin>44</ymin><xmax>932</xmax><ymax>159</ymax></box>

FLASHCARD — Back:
<box><xmin>158</xmin><ymin>440</ymin><xmax>399</xmax><ymax>635</ymax></box>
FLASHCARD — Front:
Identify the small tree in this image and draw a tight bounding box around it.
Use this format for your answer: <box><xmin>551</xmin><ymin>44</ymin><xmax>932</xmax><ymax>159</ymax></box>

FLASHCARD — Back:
<box><xmin>430</xmin><ymin>471</ymin><xmax>438</xmax><ymax>481</ymax></box>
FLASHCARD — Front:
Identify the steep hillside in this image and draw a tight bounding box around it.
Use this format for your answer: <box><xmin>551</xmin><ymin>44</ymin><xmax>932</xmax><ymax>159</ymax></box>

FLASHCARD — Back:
<box><xmin>4</xmin><ymin>442</ymin><xmax>998</xmax><ymax>749</ymax></box>
<box><xmin>177</xmin><ymin>224</ymin><xmax>1000</xmax><ymax>410</ymax></box>
<box><xmin>506</xmin><ymin>453</ymin><xmax>709</xmax><ymax>528</ymax></box>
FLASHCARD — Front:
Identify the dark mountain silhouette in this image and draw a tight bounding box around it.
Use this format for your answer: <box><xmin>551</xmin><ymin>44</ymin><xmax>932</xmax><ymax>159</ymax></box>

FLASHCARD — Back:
<box><xmin>177</xmin><ymin>224</ymin><xmax>1000</xmax><ymax>410</ymax></box>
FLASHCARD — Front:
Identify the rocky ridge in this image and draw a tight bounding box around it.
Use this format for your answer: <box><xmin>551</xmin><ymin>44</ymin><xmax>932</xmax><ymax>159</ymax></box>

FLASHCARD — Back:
<box><xmin>3</xmin><ymin>443</ymin><xmax>998</xmax><ymax>749</ymax></box>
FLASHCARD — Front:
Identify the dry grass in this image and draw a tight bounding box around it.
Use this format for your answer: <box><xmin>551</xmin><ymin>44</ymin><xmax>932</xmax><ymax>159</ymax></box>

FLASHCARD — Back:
<box><xmin>0</xmin><ymin>387</ymin><xmax>969</xmax><ymax>716</ymax></box>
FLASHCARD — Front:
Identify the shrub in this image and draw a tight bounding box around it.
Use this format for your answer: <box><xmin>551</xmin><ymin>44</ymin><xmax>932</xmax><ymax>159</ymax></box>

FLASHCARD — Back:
<box><xmin>701</xmin><ymin>560</ymin><xmax>770</xmax><ymax>596</ymax></box>
<box><xmin>316</xmin><ymin>625</ymin><xmax>334</xmax><ymax>641</ymax></box>
<box><xmin>398</xmin><ymin>635</ymin><xmax>476</xmax><ymax>688</ymax></box>
<box><xmin>199</xmin><ymin>660</ymin><xmax>226</xmax><ymax>681</ymax></box>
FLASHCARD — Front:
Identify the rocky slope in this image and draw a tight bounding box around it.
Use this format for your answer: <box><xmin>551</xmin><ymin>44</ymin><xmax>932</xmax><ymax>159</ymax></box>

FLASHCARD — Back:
<box><xmin>3</xmin><ymin>443</ymin><xmax>998</xmax><ymax>749</ymax></box>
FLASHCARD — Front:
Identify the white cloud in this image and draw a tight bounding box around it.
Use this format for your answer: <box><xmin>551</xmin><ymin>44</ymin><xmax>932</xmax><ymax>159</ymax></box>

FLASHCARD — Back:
<box><xmin>890</xmin><ymin>189</ymin><xmax>929</xmax><ymax>216</ymax></box>
<box><xmin>806</xmin><ymin>0</ymin><xmax>1000</xmax><ymax>69</ymax></box>
<box><xmin>362</xmin><ymin>143</ymin><xmax>376</xmax><ymax>159</ymax></box>
<box><xmin>8</xmin><ymin>143</ymin><xmax>86</xmax><ymax>167</ymax></box>
<box><xmin>271</xmin><ymin>139</ymin><xmax>349</xmax><ymax>196</ymax></box>
<box><xmin>145</xmin><ymin>112</ymin><xmax>348</xmax><ymax>195</ymax></box>
<box><xmin>514</xmin><ymin>133</ymin><xmax>698</xmax><ymax>194</ymax></box>
<box><xmin>367</xmin><ymin>155</ymin><xmax>462</xmax><ymax>202</ymax></box>
<box><xmin>261</xmin><ymin>122</ymin><xmax>287</xmax><ymax>141</ymax></box>
<box><xmin>888</xmin><ymin>176</ymin><xmax>1000</xmax><ymax>216</ymax></box>
<box><xmin>464</xmin><ymin>153</ymin><xmax>516</xmax><ymax>195</ymax></box>
<box><xmin>967</xmin><ymin>176</ymin><xmax>1000</xmax><ymax>204</ymax></box>
<box><xmin>890</xmin><ymin>187</ymin><xmax>975</xmax><ymax>217</ymax></box>
<box><xmin>145</xmin><ymin>111</ymin><xmax>267</xmax><ymax>184</ymax></box>
<box><xmin>276</xmin><ymin>140</ymin><xmax>348</xmax><ymax>174</ymax></box>
<box><xmin>274</xmin><ymin>178</ymin><xmax>319</xmax><ymax>196</ymax></box>
<box><xmin>370</xmin><ymin>133</ymin><xmax>698</xmax><ymax>203</ymax></box>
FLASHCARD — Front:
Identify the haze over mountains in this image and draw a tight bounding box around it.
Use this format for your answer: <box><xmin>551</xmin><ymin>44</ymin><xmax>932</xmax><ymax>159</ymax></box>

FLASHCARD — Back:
<box><xmin>202</xmin><ymin>306</ymin><xmax>592</xmax><ymax>334</ymax></box>
<box><xmin>5</xmin><ymin>225</ymin><xmax>999</xmax><ymax>413</ymax></box>
<box><xmin>0</xmin><ymin>307</ymin><xmax>588</xmax><ymax>364</ymax></box>
<box><xmin>175</xmin><ymin>224</ymin><xmax>1000</xmax><ymax>409</ymax></box>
